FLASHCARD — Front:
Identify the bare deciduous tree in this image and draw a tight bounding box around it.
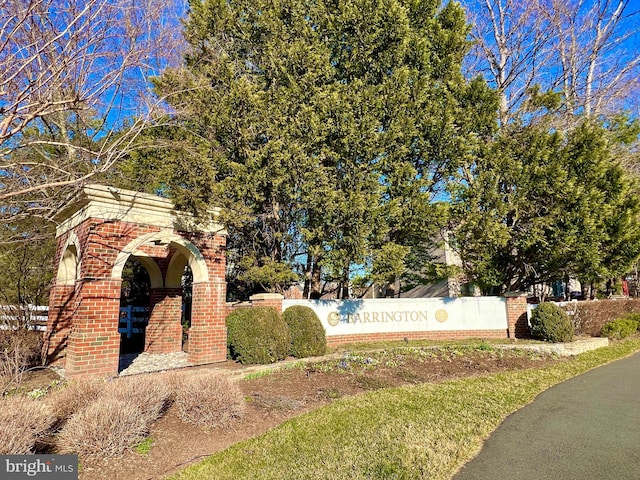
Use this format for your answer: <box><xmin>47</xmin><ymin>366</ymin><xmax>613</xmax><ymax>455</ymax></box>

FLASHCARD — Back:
<box><xmin>0</xmin><ymin>0</ymin><xmax>186</xmax><ymax>230</ymax></box>
<box><xmin>464</xmin><ymin>0</ymin><xmax>553</xmax><ymax>125</ymax></box>
<box><xmin>545</xmin><ymin>0</ymin><xmax>640</xmax><ymax>117</ymax></box>
<box><xmin>464</xmin><ymin>0</ymin><xmax>640</xmax><ymax>123</ymax></box>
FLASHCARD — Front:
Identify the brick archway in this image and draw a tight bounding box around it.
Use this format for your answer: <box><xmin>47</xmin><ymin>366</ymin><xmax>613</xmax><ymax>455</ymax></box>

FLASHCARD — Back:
<box><xmin>45</xmin><ymin>185</ymin><xmax>227</xmax><ymax>378</ymax></box>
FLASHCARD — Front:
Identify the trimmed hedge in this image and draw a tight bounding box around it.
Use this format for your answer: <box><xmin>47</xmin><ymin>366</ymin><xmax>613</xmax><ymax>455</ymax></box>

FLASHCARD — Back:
<box><xmin>226</xmin><ymin>307</ymin><xmax>290</xmax><ymax>364</ymax></box>
<box><xmin>568</xmin><ymin>299</ymin><xmax>640</xmax><ymax>336</ymax></box>
<box><xmin>283</xmin><ymin>306</ymin><xmax>327</xmax><ymax>358</ymax></box>
<box><xmin>530</xmin><ymin>302</ymin><xmax>574</xmax><ymax>343</ymax></box>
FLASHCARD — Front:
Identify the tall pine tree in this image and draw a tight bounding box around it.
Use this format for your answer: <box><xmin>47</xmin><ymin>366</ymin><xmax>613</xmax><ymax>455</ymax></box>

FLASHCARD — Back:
<box><xmin>127</xmin><ymin>0</ymin><xmax>496</xmax><ymax>298</ymax></box>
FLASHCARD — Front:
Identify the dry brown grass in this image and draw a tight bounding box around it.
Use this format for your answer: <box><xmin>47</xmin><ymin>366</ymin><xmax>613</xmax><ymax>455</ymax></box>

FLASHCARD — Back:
<box><xmin>103</xmin><ymin>375</ymin><xmax>172</xmax><ymax>424</ymax></box>
<box><xmin>46</xmin><ymin>378</ymin><xmax>105</xmax><ymax>423</ymax></box>
<box><xmin>173</xmin><ymin>371</ymin><xmax>246</xmax><ymax>429</ymax></box>
<box><xmin>0</xmin><ymin>396</ymin><xmax>54</xmax><ymax>454</ymax></box>
<box><xmin>0</xmin><ymin>329</ymin><xmax>43</xmax><ymax>383</ymax></box>
<box><xmin>56</xmin><ymin>398</ymin><xmax>148</xmax><ymax>459</ymax></box>
<box><xmin>50</xmin><ymin>375</ymin><xmax>172</xmax><ymax>459</ymax></box>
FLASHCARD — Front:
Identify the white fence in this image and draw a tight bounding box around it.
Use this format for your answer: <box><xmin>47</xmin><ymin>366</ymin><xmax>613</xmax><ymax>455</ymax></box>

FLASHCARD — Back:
<box><xmin>1</xmin><ymin>305</ymin><xmax>150</xmax><ymax>336</ymax></box>
<box><xmin>0</xmin><ymin>305</ymin><xmax>49</xmax><ymax>331</ymax></box>
<box><xmin>527</xmin><ymin>300</ymin><xmax>580</xmax><ymax>325</ymax></box>
<box><xmin>283</xmin><ymin>297</ymin><xmax>508</xmax><ymax>337</ymax></box>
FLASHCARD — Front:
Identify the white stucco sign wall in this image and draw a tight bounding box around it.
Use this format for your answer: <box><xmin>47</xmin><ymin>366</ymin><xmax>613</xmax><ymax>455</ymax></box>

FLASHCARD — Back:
<box><xmin>282</xmin><ymin>297</ymin><xmax>508</xmax><ymax>336</ymax></box>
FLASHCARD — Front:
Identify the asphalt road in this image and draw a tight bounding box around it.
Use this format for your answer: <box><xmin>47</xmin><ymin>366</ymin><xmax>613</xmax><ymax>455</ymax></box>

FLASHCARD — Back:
<box><xmin>454</xmin><ymin>352</ymin><xmax>640</xmax><ymax>480</ymax></box>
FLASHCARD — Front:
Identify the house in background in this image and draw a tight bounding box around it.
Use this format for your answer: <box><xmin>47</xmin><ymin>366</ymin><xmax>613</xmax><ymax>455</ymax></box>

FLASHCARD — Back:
<box><xmin>281</xmin><ymin>232</ymin><xmax>474</xmax><ymax>300</ymax></box>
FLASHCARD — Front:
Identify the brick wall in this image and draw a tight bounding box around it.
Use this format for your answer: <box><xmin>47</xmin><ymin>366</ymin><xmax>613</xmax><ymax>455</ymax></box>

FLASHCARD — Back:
<box><xmin>326</xmin><ymin>329</ymin><xmax>507</xmax><ymax>347</ymax></box>
<box><xmin>189</xmin><ymin>281</ymin><xmax>227</xmax><ymax>364</ymax></box>
<box><xmin>45</xmin><ymin>285</ymin><xmax>77</xmax><ymax>365</ymax></box>
<box><xmin>187</xmin><ymin>234</ymin><xmax>227</xmax><ymax>365</ymax></box>
<box><xmin>146</xmin><ymin>287</ymin><xmax>183</xmax><ymax>354</ymax></box>
<box><xmin>64</xmin><ymin>279</ymin><xmax>122</xmax><ymax>378</ymax></box>
<box><xmin>505</xmin><ymin>292</ymin><xmax>530</xmax><ymax>339</ymax></box>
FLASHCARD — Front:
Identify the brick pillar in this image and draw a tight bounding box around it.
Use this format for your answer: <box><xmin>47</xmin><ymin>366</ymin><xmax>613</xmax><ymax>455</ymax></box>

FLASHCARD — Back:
<box><xmin>249</xmin><ymin>293</ymin><xmax>284</xmax><ymax>313</ymax></box>
<box><xmin>65</xmin><ymin>280</ymin><xmax>122</xmax><ymax>378</ymax></box>
<box><xmin>188</xmin><ymin>281</ymin><xmax>227</xmax><ymax>364</ymax></box>
<box><xmin>145</xmin><ymin>287</ymin><xmax>183</xmax><ymax>354</ymax></box>
<box><xmin>505</xmin><ymin>292</ymin><xmax>530</xmax><ymax>339</ymax></box>
<box><xmin>45</xmin><ymin>285</ymin><xmax>77</xmax><ymax>365</ymax></box>
<box><xmin>187</xmin><ymin>233</ymin><xmax>227</xmax><ymax>365</ymax></box>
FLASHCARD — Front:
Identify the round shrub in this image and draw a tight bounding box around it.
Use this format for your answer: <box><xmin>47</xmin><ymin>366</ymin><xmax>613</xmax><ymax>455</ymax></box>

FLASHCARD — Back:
<box><xmin>103</xmin><ymin>375</ymin><xmax>171</xmax><ymax>425</ymax></box>
<box><xmin>56</xmin><ymin>398</ymin><xmax>148</xmax><ymax>459</ymax></box>
<box><xmin>173</xmin><ymin>371</ymin><xmax>245</xmax><ymax>429</ymax></box>
<box><xmin>283</xmin><ymin>306</ymin><xmax>327</xmax><ymax>358</ymax></box>
<box><xmin>620</xmin><ymin>313</ymin><xmax>640</xmax><ymax>331</ymax></box>
<box><xmin>601</xmin><ymin>318</ymin><xmax>638</xmax><ymax>340</ymax></box>
<box><xmin>0</xmin><ymin>396</ymin><xmax>54</xmax><ymax>454</ymax></box>
<box><xmin>226</xmin><ymin>307</ymin><xmax>290</xmax><ymax>364</ymax></box>
<box><xmin>530</xmin><ymin>302</ymin><xmax>574</xmax><ymax>343</ymax></box>
<box><xmin>47</xmin><ymin>378</ymin><xmax>105</xmax><ymax>423</ymax></box>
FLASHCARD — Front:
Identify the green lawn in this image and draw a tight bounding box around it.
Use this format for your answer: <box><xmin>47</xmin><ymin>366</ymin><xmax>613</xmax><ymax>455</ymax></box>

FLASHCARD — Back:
<box><xmin>170</xmin><ymin>339</ymin><xmax>640</xmax><ymax>480</ymax></box>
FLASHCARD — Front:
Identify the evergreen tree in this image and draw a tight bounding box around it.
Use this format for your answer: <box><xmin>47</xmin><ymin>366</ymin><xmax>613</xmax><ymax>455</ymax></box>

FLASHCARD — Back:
<box><xmin>449</xmin><ymin>118</ymin><xmax>640</xmax><ymax>295</ymax></box>
<box><xmin>126</xmin><ymin>0</ymin><xmax>496</xmax><ymax>298</ymax></box>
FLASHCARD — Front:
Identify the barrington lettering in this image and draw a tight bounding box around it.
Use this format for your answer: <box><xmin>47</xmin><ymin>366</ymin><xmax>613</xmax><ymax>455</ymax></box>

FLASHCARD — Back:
<box><xmin>341</xmin><ymin>310</ymin><xmax>428</xmax><ymax>324</ymax></box>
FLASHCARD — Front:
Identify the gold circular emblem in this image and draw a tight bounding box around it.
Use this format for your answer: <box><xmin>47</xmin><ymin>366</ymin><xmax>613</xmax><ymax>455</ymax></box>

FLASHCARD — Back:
<box><xmin>327</xmin><ymin>311</ymin><xmax>340</xmax><ymax>327</ymax></box>
<box><xmin>435</xmin><ymin>309</ymin><xmax>448</xmax><ymax>323</ymax></box>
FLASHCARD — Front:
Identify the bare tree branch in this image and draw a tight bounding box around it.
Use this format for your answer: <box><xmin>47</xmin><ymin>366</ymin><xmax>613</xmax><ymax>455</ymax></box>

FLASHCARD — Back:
<box><xmin>0</xmin><ymin>0</ymin><xmax>187</xmax><ymax>224</ymax></box>
<box><xmin>464</xmin><ymin>0</ymin><xmax>640</xmax><ymax>122</ymax></box>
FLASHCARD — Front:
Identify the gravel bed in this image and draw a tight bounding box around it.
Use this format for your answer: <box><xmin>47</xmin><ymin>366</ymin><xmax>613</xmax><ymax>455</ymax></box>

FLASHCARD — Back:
<box><xmin>118</xmin><ymin>351</ymin><xmax>190</xmax><ymax>376</ymax></box>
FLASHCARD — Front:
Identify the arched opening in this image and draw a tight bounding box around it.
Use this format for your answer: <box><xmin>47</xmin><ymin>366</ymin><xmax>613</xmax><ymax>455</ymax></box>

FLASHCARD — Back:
<box><xmin>181</xmin><ymin>265</ymin><xmax>193</xmax><ymax>352</ymax></box>
<box><xmin>118</xmin><ymin>256</ymin><xmax>151</xmax><ymax>357</ymax></box>
<box><xmin>165</xmin><ymin>252</ymin><xmax>193</xmax><ymax>352</ymax></box>
<box><xmin>56</xmin><ymin>244</ymin><xmax>79</xmax><ymax>285</ymax></box>
<box><xmin>113</xmin><ymin>230</ymin><xmax>209</xmax><ymax>286</ymax></box>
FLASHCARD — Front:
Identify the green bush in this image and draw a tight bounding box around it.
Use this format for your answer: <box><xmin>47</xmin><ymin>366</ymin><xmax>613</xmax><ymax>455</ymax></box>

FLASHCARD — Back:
<box><xmin>226</xmin><ymin>307</ymin><xmax>290</xmax><ymax>364</ymax></box>
<box><xmin>620</xmin><ymin>313</ymin><xmax>640</xmax><ymax>330</ymax></box>
<box><xmin>530</xmin><ymin>302</ymin><xmax>574</xmax><ymax>343</ymax></box>
<box><xmin>601</xmin><ymin>318</ymin><xmax>638</xmax><ymax>339</ymax></box>
<box><xmin>283</xmin><ymin>306</ymin><xmax>327</xmax><ymax>358</ymax></box>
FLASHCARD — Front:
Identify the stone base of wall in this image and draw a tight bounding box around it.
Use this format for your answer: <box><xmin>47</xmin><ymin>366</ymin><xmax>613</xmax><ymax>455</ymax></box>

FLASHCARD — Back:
<box><xmin>326</xmin><ymin>329</ymin><xmax>508</xmax><ymax>347</ymax></box>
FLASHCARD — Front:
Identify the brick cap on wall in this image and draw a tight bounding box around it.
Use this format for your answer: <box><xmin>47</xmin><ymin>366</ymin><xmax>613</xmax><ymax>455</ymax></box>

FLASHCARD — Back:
<box><xmin>503</xmin><ymin>291</ymin><xmax>528</xmax><ymax>298</ymax></box>
<box><xmin>249</xmin><ymin>293</ymin><xmax>284</xmax><ymax>301</ymax></box>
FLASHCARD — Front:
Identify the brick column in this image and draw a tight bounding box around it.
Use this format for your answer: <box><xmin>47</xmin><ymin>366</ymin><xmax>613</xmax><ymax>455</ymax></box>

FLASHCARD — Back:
<box><xmin>65</xmin><ymin>279</ymin><xmax>122</xmax><ymax>378</ymax></box>
<box><xmin>505</xmin><ymin>292</ymin><xmax>530</xmax><ymax>339</ymax></box>
<box><xmin>249</xmin><ymin>293</ymin><xmax>284</xmax><ymax>313</ymax></box>
<box><xmin>45</xmin><ymin>285</ymin><xmax>77</xmax><ymax>365</ymax></box>
<box><xmin>187</xmin><ymin>233</ymin><xmax>227</xmax><ymax>365</ymax></box>
<box><xmin>145</xmin><ymin>287</ymin><xmax>183</xmax><ymax>354</ymax></box>
<box><xmin>188</xmin><ymin>281</ymin><xmax>227</xmax><ymax>364</ymax></box>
